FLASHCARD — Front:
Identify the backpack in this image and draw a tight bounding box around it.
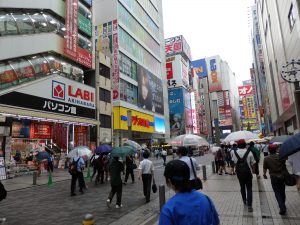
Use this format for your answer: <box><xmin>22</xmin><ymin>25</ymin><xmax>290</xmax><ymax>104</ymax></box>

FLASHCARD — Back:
<box><xmin>234</xmin><ymin>149</ymin><xmax>252</xmax><ymax>178</ymax></box>
<box><xmin>0</xmin><ymin>182</ymin><xmax>7</xmax><ymax>201</ymax></box>
<box><xmin>68</xmin><ymin>158</ymin><xmax>80</xmax><ymax>175</ymax></box>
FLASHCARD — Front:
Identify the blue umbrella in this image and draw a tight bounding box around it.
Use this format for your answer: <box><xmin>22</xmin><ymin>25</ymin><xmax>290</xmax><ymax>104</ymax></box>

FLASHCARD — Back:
<box><xmin>279</xmin><ymin>133</ymin><xmax>300</xmax><ymax>159</ymax></box>
<box><xmin>95</xmin><ymin>144</ymin><xmax>112</xmax><ymax>154</ymax></box>
<box><xmin>36</xmin><ymin>151</ymin><xmax>50</xmax><ymax>160</ymax></box>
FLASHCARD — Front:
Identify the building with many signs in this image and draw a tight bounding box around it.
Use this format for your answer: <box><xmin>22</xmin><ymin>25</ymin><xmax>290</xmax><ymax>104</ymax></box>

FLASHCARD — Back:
<box><xmin>165</xmin><ymin>35</ymin><xmax>196</xmax><ymax>138</ymax></box>
<box><xmin>254</xmin><ymin>0</ymin><xmax>300</xmax><ymax>135</ymax></box>
<box><xmin>0</xmin><ymin>0</ymin><xmax>97</xmax><ymax>177</ymax></box>
<box><xmin>192</xmin><ymin>56</ymin><xmax>240</xmax><ymax>141</ymax></box>
<box><xmin>94</xmin><ymin>0</ymin><xmax>169</xmax><ymax>146</ymax></box>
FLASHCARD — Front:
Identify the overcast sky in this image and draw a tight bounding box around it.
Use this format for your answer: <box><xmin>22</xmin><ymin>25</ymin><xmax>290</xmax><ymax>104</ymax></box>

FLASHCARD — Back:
<box><xmin>162</xmin><ymin>0</ymin><xmax>254</xmax><ymax>86</ymax></box>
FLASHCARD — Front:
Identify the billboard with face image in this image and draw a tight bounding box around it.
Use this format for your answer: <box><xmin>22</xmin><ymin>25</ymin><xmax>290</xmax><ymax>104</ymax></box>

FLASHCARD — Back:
<box><xmin>137</xmin><ymin>65</ymin><xmax>164</xmax><ymax>114</ymax></box>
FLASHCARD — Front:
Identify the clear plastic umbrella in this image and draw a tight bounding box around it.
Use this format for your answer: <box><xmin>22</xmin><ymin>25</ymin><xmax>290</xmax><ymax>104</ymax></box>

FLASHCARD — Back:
<box><xmin>170</xmin><ymin>134</ymin><xmax>209</xmax><ymax>147</ymax></box>
<box><xmin>67</xmin><ymin>146</ymin><xmax>92</xmax><ymax>159</ymax></box>
<box><xmin>223</xmin><ymin>131</ymin><xmax>259</xmax><ymax>142</ymax></box>
<box><xmin>123</xmin><ymin>140</ymin><xmax>142</xmax><ymax>151</ymax></box>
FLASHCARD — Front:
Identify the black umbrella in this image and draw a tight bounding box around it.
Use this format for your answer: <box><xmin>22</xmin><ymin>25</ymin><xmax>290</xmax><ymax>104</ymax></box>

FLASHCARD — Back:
<box><xmin>279</xmin><ymin>133</ymin><xmax>300</xmax><ymax>159</ymax></box>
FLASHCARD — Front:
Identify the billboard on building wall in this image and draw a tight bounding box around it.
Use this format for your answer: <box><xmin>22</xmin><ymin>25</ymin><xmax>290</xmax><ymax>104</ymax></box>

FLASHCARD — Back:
<box><xmin>137</xmin><ymin>65</ymin><xmax>164</xmax><ymax>114</ymax></box>
<box><xmin>206</xmin><ymin>56</ymin><xmax>222</xmax><ymax>92</ymax></box>
<box><xmin>279</xmin><ymin>78</ymin><xmax>291</xmax><ymax>111</ymax></box>
<box><xmin>165</xmin><ymin>35</ymin><xmax>192</xmax><ymax>61</ymax></box>
<box><xmin>166</xmin><ymin>55</ymin><xmax>189</xmax><ymax>88</ymax></box>
<box><xmin>113</xmin><ymin>107</ymin><xmax>155</xmax><ymax>133</ymax></box>
<box><xmin>64</xmin><ymin>0</ymin><xmax>92</xmax><ymax>68</ymax></box>
<box><xmin>96</xmin><ymin>20</ymin><xmax>119</xmax><ymax>100</ymax></box>
<box><xmin>154</xmin><ymin>117</ymin><xmax>165</xmax><ymax>133</ymax></box>
<box><xmin>168</xmin><ymin>88</ymin><xmax>185</xmax><ymax>137</ymax></box>
<box><xmin>192</xmin><ymin>59</ymin><xmax>208</xmax><ymax>78</ymax></box>
<box><xmin>0</xmin><ymin>76</ymin><xmax>96</xmax><ymax>119</ymax></box>
<box><xmin>238</xmin><ymin>85</ymin><xmax>253</xmax><ymax>96</ymax></box>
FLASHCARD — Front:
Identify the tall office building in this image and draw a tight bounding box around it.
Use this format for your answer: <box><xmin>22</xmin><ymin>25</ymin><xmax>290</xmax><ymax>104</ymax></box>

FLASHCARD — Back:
<box><xmin>192</xmin><ymin>56</ymin><xmax>240</xmax><ymax>141</ymax></box>
<box><xmin>255</xmin><ymin>0</ymin><xmax>300</xmax><ymax>135</ymax></box>
<box><xmin>0</xmin><ymin>0</ymin><xmax>97</xmax><ymax>177</ymax></box>
<box><xmin>94</xmin><ymin>0</ymin><xmax>169</xmax><ymax>146</ymax></box>
<box><xmin>165</xmin><ymin>35</ymin><xmax>194</xmax><ymax>138</ymax></box>
<box><xmin>250</xmin><ymin>4</ymin><xmax>272</xmax><ymax>135</ymax></box>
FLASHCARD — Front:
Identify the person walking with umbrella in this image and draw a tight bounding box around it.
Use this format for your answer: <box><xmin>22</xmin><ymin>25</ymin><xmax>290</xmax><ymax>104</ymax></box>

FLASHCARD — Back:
<box><xmin>70</xmin><ymin>155</ymin><xmax>85</xmax><ymax>196</ymax></box>
<box><xmin>138</xmin><ymin>150</ymin><xmax>154</xmax><ymax>203</ymax></box>
<box><xmin>107</xmin><ymin>156</ymin><xmax>124</xmax><ymax>208</ymax></box>
<box><xmin>231</xmin><ymin>139</ymin><xmax>255</xmax><ymax>212</ymax></box>
<box><xmin>263</xmin><ymin>144</ymin><xmax>287</xmax><ymax>215</ymax></box>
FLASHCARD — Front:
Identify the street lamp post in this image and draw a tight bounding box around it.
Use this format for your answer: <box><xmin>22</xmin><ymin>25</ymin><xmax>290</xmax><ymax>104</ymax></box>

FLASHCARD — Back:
<box><xmin>281</xmin><ymin>60</ymin><xmax>300</xmax><ymax>131</ymax></box>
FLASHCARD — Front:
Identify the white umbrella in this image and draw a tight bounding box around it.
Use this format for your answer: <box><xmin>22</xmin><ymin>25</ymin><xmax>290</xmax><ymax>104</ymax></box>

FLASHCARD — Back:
<box><xmin>170</xmin><ymin>134</ymin><xmax>209</xmax><ymax>147</ymax></box>
<box><xmin>67</xmin><ymin>146</ymin><xmax>92</xmax><ymax>159</ymax></box>
<box><xmin>223</xmin><ymin>131</ymin><xmax>259</xmax><ymax>142</ymax></box>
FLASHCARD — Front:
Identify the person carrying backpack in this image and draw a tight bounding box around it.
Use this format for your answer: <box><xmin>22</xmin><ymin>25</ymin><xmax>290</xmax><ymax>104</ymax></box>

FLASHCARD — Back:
<box><xmin>70</xmin><ymin>156</ymin><xmax>85</xmax><ymax>196</ymax></box>
<box><xmin>232</xmin><ymin>139</ymin><xmax>255</xmax><ymax>212</ymax></box>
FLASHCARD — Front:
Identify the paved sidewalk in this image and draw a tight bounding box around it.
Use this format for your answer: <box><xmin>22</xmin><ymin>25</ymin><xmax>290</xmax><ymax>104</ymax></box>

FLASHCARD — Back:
<box><xmin>1</xmin><ymin>154</ymin><xmax>299</xmax><ymax>225</ymax></box>
<box><xmin>112</xmin><ymin>162</ymin><xmax>300</xmax><ymax>225</ymax></box>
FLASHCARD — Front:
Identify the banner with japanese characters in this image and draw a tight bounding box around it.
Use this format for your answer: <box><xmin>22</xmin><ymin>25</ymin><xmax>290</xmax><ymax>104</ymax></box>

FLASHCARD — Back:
<box><xmin>238</xmin><ymin>85</ymin><xmax>253</xmax><ymax>96</ymax></box>
<box><xmin>165</xmin><ymin>35</ymin><xmax>192</xmax><ymax>61</ymax></box>
<box><xmin>64</xmin><ymin>0</ymin><xmax>92</xmax><ymax>68</ymax></box>
<box><xmin>0</xmin><ymin>76</ymin><xmax>95</xmax><ymax>119</ymax></box>
<box><xmin>95</xmin><ymin>20</ymin><xmax>119</xmax><ymax>100</ymax></box>
<box><xmin>166</xmin><ymin>55</ymin><xmax>189</xmax><ymax>88</ymax></box>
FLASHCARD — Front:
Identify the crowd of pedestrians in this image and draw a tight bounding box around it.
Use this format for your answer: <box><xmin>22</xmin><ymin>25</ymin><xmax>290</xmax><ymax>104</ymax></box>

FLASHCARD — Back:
<box><xmin>66</xmin><ymin>138</ymin><xmax>300</xmax><ymax>225</ymax></box>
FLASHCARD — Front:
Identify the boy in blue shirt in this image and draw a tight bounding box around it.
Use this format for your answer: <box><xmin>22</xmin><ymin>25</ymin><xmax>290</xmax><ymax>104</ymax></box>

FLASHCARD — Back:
<box><xmin>159</xmin><ymin>160</ymin><xmax>220</xmax><ymax>225</ymax></box>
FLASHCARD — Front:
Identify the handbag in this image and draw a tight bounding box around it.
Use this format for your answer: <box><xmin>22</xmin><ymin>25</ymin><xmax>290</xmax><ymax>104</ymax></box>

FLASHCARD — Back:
<box><xmin>152</xmin><ymin>177</ymin><xmax>157</xmax><ymax>193</ymax></box>
<box><xmin>190</xmin><ymin>157</ymin><xmax>203</xmax><ymax>190</ymax></box>
<box><xmin>283</xmin><ymin>168</ymin><xmax>296</xmax><ymax>186</ymax></box>
<box><xmin>132</xmin><ymin>160</ymin><xmax>137</xmax><ymax>170</ymax></box>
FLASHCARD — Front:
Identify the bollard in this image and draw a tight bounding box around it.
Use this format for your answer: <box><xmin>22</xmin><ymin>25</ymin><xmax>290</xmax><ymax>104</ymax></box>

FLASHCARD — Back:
<box><xmin>212</xmin><ymin>161</ymin><xmax>216</xmax><ymax>174</ymax></box>
<box><xmin>33</xmin><ymin>171</ymin><xmax>38</xmax><ymax>185</ymax></box>
<box><xmin>202</xmin><ymin>165</ymin><xmax>207</xmax><ymax>181</ymax></box>
<box><xmin>159</xmin><ymin>185</ymin><xmax>166</xmax><ymax>211</ymax></box>
<box><xmin>82</xmin><ymin>214</ymin><xmax>95</xmax><ymax>225</ymax></box>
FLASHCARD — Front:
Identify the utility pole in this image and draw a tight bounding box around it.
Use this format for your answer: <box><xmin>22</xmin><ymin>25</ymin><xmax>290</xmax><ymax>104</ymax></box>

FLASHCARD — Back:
<box><xmin>127</xmin><ymin>110</ymin><xmax>132</xmax><ymax>140</ymax></box>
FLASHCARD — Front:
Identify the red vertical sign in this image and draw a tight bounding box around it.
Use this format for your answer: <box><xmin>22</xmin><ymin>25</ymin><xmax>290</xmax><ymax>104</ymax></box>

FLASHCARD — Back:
<box><xmin>166</xmin><ymin>62</ymin><xmax>173</xmax><ymax>79</ymax></box>
<box><xmin>65</xmin><ymin>0</ymin><xmax>78</xmax><ymax>61</ymax></box>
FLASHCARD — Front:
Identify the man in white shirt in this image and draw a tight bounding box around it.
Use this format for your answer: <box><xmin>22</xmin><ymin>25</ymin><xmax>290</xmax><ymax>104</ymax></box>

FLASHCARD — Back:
<box><xmin>138</xmin><ymin>150</ymin><xmax>154</xmax><ymax>203</ymax></box>
<box><xmin>177</xmin><ymin>146</ymin><xmax>201</xmax><ymax>190</ymax></box>
<box><xmin>231</xmin><ymin>139</ymin><xmax>255</xmax><ymax>212</ymax></box>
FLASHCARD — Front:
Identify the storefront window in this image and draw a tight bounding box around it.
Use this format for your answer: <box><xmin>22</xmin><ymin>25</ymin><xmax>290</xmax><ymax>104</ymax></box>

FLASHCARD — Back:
<box><xmin>78</xmin><ymin>34</ymin><xmax>92</xmax><ymax>52</ymax></box>
<box><xmin>120</xmin><ymin>79</ymin><xmax>138</xmax><ymax>105</ymax></box>
<box><xmin>118</xmin><ymin>27</ymin><xmax>161</xmax><ymax>76</ymax></box>
<box><xmin>30</xmin><ymin>13</ymin><xmax>49</xmax><ymax>33</ymax></box>
<box><xmin>27</xmin><ymin>55</ymin><xmax>51</xmax><ymax>78</ymax></box>
<box><xmin>78</xmin><ymin>2</ymin><xmax>92</xmax><ymax>20</ymax></box>
<box><xmin>8</xmin><ymin>58</ymin><xmax>35</xmax><ymax>84</ymax></box>
<box><xmin>45</xmin><ymin>55</ymin><xmax>63</xmax><ymax>74</ymax></box>
<box><xmin>11</xmin><ymin>13</ymin><xmax>34</xmax><ymax>34</ymax></box>
<box><xmin>0</xmin><ymin>12</ymin><xmax>18</xmax><ymax>35</ymax></box>
<box><xmin>119</xmin><ymin>52</ymin><xmax>137</xmax><ymax>81</ymax></box>
<box><xmin>0</xmin><ymin>62</ymin><xmax>18</xmax><ymax>89</ymax></box>
<box><xmin>44</xmin><ymin>14</ymin><xmax>60</xmax><ymax>34</ymax></box>
<box><xmin>71</xmin><ymin>66</ymin><xmax>84</xmax><ymax>83</ymax></box>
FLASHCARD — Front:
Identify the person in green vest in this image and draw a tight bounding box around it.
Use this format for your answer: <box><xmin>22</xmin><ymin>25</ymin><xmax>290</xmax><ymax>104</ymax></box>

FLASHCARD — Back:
<box><xmin>249</xmin><ymin>141</ymin><xmax>260</xmax><ymax>179</ymax></box>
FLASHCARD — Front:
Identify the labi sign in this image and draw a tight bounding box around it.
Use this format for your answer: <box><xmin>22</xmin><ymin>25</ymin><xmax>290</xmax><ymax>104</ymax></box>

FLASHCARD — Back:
<box><xmin>0</xmin><ymin>76</ymin><xmax>96</xmax><ymax>119</ymax></box>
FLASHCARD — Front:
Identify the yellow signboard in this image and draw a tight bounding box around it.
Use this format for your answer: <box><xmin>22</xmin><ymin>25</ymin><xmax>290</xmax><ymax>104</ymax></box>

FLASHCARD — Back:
<box><xmin>113</xmin><ymin>107</ymin><xmax>155</xmax><ymax>133</ymax></box>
